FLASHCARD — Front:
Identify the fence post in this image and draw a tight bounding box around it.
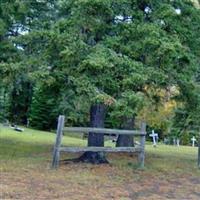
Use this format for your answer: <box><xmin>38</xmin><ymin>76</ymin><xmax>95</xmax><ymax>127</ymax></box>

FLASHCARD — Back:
<box><xmin>198</xmin><ymin>134</ymin><xmax>200</xmax><ymax>168</ymax></box>
<box><xmin>138</xmin><ymin>122</ymin><xmax>146</xmax><ymax>168</ymax></box>
<box><xmin>52</xmin><ymin>115</ymin><xmax>65</xmax><ymax>169</ymax></box>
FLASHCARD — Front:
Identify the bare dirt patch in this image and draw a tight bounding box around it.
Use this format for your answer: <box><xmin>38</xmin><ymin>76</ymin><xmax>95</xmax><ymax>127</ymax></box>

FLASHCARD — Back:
<box><xmin>1</xmin><ymin>157</ymin><xmax>200</xmax><ymax>200</ymax></box>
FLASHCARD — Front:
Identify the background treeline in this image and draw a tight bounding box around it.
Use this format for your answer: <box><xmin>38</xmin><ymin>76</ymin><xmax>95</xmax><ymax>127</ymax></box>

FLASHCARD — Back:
<box><xmin>0</xmin><ymin>0</ymin><xmax>200</xmax><ymax>144</ymax></box>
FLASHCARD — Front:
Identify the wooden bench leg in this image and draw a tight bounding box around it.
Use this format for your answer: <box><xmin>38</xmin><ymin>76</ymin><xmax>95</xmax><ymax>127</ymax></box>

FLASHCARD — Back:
<box><xmin>52</xmin><ymin>115</ymin><xmax>65</xmax><ymax>169</ymax></box>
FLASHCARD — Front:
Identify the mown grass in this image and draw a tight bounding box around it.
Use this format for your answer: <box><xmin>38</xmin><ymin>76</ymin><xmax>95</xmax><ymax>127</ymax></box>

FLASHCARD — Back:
<box><xmin>0</xmin><ymin>125</ymin><xmax>199</xmax><ymax>172</ymax></box>
<box><xmin>0</xmin><ymin>126</ymin><xmax>86</xmax><ymax>158</ymax></box>
<box><xmin>0</xmin><ymin>124</ymin><xmax>199</xmax><ymax>200</ymax></box>
<box><xmin>0</xmin><ymin>125</ymin><xmax>86</xmax><ymax>171</ymax></box>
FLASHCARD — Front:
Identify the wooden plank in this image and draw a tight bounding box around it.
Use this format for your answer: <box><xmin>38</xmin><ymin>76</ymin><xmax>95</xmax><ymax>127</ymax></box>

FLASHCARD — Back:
<box><xmin>52</xmin><ymin>115</ymin><xmax>65</xmax><ymax>169</ymax></box>
<box><xmin>138</xmin><ymin>122</ymin><xmax>146</xmax><ymax>168</ymax></box>
<box><xmin>63</xmin><ymin>127</ymin><xmax>146</xmax><ymax>136</ymax></box>
<box><xmin>59</xmin><ymin>146</ymin><xmax>142</xmax><ymax>153</ymax></box>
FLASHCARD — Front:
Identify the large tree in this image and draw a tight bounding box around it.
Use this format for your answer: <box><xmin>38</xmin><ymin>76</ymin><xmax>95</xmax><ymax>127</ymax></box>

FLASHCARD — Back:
<box><xmin>0</xmin><ymin>0</ymin><xmax>58</xmax><ymax>124</ymax></box>
<box><xmin>1</xmin><ymin>0</ymin><xmax>200</xmax><ymax>163</ymax></box>
<box><xmin>31</xmin><ymin>0</ymin><xmax>199</xmax><ymax>162</ymax></box>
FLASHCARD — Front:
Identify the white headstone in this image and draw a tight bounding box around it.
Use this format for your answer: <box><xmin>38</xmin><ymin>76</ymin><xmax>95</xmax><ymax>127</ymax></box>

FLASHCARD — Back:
<box><xmin>176</xmin><ymin>138</ymin><xmax>180</xmax><ymax>147</ymax></box>
<box><xmin>173</xmin><ymin>138</ymin><xmax>176</xmax><ymax>146</ymax></box>
<box><xmin>191</xmin><ymin>136</ymin><xmax>196</xmax><ymax>147</ymax></box>
<box><xmin>149</xmin><ymin>130</ymin><xmax>158</xmax><ymax>147</ymax></box>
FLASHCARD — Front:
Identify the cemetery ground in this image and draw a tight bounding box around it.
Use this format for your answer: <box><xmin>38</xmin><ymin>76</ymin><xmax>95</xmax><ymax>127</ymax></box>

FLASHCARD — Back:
<box><xmin>0</xmin><ymin>126</ymin><xmax>200</xmax><ymax>200</ymax></box>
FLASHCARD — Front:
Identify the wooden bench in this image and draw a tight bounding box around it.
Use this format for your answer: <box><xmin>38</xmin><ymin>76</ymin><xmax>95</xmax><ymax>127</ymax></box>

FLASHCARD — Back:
<box><xmin>52</xmin><ymin>115</ymin><xmax>146</xmax><ymax>169</ymax></box>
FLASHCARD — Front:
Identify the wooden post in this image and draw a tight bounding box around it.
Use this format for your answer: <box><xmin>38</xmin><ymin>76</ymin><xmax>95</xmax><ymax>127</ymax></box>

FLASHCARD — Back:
<box><xmin>198</xmin><ymin>134</ymin><xmax>200</xmax><ymax>169</ymax></box>
<box><xmin>52</xmin><ymin>115</ymin><xmax>65</xmax><ymax>169</ymax></box>
<box><xmin>138</xmin><ymin>122</ymin><xmax>146</xmax><ymax>168</ymax></box>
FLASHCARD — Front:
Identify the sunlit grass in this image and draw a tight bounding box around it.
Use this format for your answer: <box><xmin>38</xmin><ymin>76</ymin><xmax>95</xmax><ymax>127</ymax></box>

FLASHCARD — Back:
<box><xmin>0</xmin><ymin>124</ymin><xmax>199</xmax><ymax>174</ymax></box>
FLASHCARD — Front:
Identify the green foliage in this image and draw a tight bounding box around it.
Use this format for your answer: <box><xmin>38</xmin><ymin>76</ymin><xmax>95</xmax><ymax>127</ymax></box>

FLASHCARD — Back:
<box><xmin>0</xmin><ymin>88</ymin><xmax>9</xmax><ymax>122</ymax></box>
<box><xmin>112</xmin><ymin>91</ymin><xmax>145</xmax><ymax>117</ymax></box>
<box><xmin>172</xmin><ymin>84</ymin><xmax>200</xmax><ymax>141</ymax></box>
<box><xmin>0</xmin><ymin>0</ymin><xmax>59</xmax><ymax>126</ymax></box>
<box><xmin>180</xmin><ymin>132</ymin><xmax>191</xmax><ymax>146</ymax></box>
<box><xmin>29</xmin><ymin>85</ymin><xmax>59</xmax><ymax>130</ymax></box>
<box><xmin>1</xmin><ymin>0</ymin><xmax>200</xmax><ymax>135</ymax></box>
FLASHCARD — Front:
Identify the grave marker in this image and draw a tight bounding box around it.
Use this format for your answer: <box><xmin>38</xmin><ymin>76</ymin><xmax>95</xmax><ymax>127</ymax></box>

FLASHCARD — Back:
<box><xmin>173</xmin><ymin>138</ymin><xmax>176</xmax><ymax>146</ymax></box>
<box><xmin>149</xmin><ymin>130</ymin><xmax>158</xmax><ymax>147</ymax></box>
<box><xmin>176</xmin><ymin>138</ymin><xmax>180</xmax><ymax>147</ymax></box>
<box><xmin>191</xmin><ymin>136</ymin><xmax>196</xmax><ymax>147</ymax></box>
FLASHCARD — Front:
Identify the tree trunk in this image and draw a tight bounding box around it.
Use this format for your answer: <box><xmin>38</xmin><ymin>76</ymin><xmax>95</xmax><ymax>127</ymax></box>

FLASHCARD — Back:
<box><xmin>79</xmin><ymin>103</ymin><xmax>108</xmax><ymax>164</ymax></box>
<box><xmin>116</xmin><ymin>117</ymin><xmax>135</xmax><ymax>147</ymax></box>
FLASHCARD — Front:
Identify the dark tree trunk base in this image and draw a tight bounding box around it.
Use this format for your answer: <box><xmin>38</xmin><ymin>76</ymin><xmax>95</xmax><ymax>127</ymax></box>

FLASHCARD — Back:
<box><xmin>78</xmin><ymin>152</ymin><xmax>109</xmax><ymax>164</ymax></box>
<box><xmin>61</xmin><ymin>152</ymin><xmax>109</xmax><ymax>164</ymax></box>
<box><xmin>116</xmin><ymin>117</ymin><xmax>135</xmax><ymax>147</ymax></box>
<box><xmin>116</xmin><ymin>135</ymin><xmax>134</xmax><ymax>147</ymax></box>
<box><xmin>78</xmin><ymin>104</ymin><xmax>108</xmax><ymax>164</ymax></box>
<box><xmin>63</xmin><ymin>104</ymin><xmax>108</xmax><ymax>165</ymax></box>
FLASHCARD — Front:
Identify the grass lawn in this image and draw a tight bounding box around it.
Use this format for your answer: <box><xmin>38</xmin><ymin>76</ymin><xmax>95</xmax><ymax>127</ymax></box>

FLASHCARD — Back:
<box><xmin>0</xmin><ymin>125</ymin><xmax>200</xmax><ymax>200</ymax></box>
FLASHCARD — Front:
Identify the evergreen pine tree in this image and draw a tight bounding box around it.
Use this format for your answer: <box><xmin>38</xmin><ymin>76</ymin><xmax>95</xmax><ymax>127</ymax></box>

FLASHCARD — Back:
<box><xmin>29</xmin><ymin>85</ymin><xmax>58</xmax><ymax>130</ymax></box>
